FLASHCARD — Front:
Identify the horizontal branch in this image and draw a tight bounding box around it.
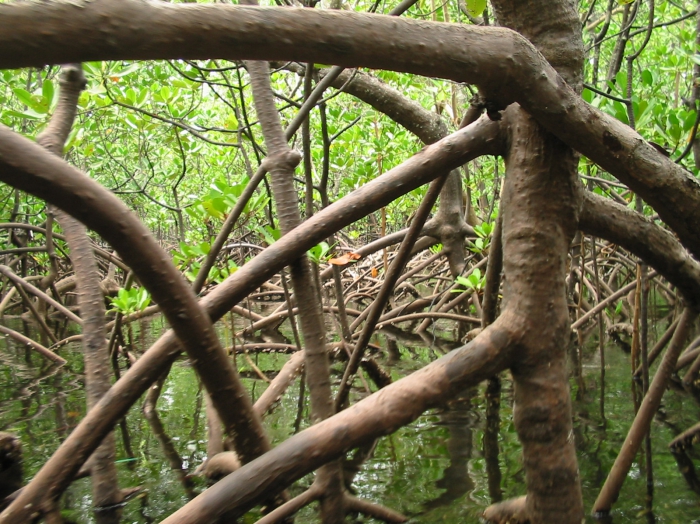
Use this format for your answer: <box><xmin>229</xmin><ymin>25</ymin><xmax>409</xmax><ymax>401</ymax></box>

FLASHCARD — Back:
<box><xmin>579</xmin><ymin>191</ymin><xmax>700</xmax><ymax>307</ymax></box>
<box><xmin>2</xmin><ymin>1</ymin><xmax>699</xmax><ymax>258</ymax></box>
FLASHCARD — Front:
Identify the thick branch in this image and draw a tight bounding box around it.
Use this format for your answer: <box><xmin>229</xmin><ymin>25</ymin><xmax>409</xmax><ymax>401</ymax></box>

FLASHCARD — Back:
<box><xmin>0</xmin><ymin>124</ymin><xmax>270</xmax><ymax>522</ymax></box>
<box><xmin>580</xmin><ymin>191</ymin><xmax>700</xmax><ymax>307</ymax></box>
<box><xmin>3</xmin><ymin>1</ymin><xmax>699</xmax><ymax>257</ymax></box>
<box><xmin>37</xmin><ymin>62</ymin><xmax>122</xmax><ymax>524</ymax></box>
<box><xmin>0</xmin><ymin>117</ymin><xmax>500</xmax><ymax>523</ymax></box>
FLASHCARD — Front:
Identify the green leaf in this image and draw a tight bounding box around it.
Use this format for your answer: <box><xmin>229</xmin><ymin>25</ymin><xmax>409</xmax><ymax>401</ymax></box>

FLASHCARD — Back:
<box><xmin>12</xmin><ymin>88</ymin><xmax>33</xmax><ymax>107</ymax></box>
<box><xmin>42</xmin><ymin>80</ymin><xmax>55</xmax><ymax>109</ymax></box>
<box><xmin>261</xmin><ymin>226</ymin><xmax>281</xmax><ymax>246</ymax></box>
<box><xmin>82</xmin><ymin>62</ymin><xmax>102</xmax><ymax>78</ymax></box>
<box><xmin>225</xmin><ymin>113</ymin><xmax>238</xmax><ymax>130</ymax></box>
<box><xmin>1</xmin><ymin>109</ymin><xmax>42</xmax><ymax>120</ymax></box>
<box><xmin>114</xmin><ymin>62</ymin><xmax>140</xmax><ymax>78</ymax></box>
<box><xmin>307</xmin><ymin>242</ymin><xmax>331</xmax><ymax>264</ymax></box>
<box><xmin>13</xmin><ymin>88</ymin><xmax>47</xmax><ymax>113</ymax></box>
<box><xmin>464</xmin><ymin>0</ymin><xmax>486</xmax><ymax>16</ymax></box>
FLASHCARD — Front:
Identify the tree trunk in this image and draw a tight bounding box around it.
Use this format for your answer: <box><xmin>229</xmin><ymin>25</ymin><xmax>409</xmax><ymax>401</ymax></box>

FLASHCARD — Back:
<box><xmin>486</xmin><ymin>0</ymin><xmax>586</xmax><ymax>521</ymax></box>
<box><xmin>36</xmin><ymin>64</ymin><xmax>123</xmax><ymax>524</ymax></box>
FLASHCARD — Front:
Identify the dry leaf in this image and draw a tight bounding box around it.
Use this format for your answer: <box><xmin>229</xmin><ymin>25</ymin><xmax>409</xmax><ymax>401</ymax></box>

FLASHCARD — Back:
<box><xmin>328</xmin><ymin>252</ymin><xmax>361</xmax><ymax>266</ymax></box>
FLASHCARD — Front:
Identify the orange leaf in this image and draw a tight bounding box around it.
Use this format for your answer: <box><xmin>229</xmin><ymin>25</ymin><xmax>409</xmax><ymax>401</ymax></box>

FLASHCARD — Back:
<box><xmin>328</xmin><ymin>252</ymin><xmax>361</xmax><ymax>266</ymax></box>
<box><xmin>371</xmin><ymin>267</ymin><xmax>378</xmax><ymax>278</ymax></box>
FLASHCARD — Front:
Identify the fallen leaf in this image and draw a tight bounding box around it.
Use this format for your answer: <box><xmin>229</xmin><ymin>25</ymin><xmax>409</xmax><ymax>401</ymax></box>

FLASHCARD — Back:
<box><xmin>329</xmin><ymin>253</ymin><xmax>361</xmax><ymax>266</ymax></box>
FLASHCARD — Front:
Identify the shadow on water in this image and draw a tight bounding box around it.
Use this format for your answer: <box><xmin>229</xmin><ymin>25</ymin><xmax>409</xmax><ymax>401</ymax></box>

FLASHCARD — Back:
<box><xmin>0</xmin><ymin>311</ymin><xmax>700</xmax><ymax>522</ymax></box>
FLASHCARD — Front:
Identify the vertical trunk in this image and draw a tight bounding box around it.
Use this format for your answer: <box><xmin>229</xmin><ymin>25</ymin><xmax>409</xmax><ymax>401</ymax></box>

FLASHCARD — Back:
<box><xmin>503</xmin><ymin>109</ymin><xmax>583</xmax><ymax>523</ymax></box>
<box><xmin>243</xmin><ymin>55</ymin><xmax>345</xmax><ymax>522</ymax></box>
<box><xmin>36</xmin><ymin>64</ymin><xmax>123</xmax><ymax>524</ymax></box>
<box><xmin>488</xmin><ymin>1</ymin><xmax>585</xmax><ymax>522</ymax></box>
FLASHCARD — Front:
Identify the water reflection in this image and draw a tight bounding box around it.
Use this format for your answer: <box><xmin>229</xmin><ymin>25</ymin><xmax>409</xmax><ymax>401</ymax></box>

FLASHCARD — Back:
<box><xmin>422</xmin><ymin>389</ymin><xmax>476</xmax><ymax>512</ymax></box>
<box><xmin>0</xmin><ymin>316</ymin><xmax>699</xmax><ymax>522</ymax></box>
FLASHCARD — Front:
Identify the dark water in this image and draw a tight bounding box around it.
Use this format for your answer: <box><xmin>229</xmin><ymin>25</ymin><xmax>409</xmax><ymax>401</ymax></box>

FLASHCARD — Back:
<box><xmin>1</xmin><ymin>314</ymin><xmax>700</xmax><ymax>523</ymax></box>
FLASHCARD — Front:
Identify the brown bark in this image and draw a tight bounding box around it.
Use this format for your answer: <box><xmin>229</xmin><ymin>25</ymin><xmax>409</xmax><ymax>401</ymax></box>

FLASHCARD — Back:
<box><xmin>579</xmin><ymin>191</ymin><xmax>700</xmax><ymax>307</ymax></box>
<box><xmin>2</xmin><ymin>2</ymin><xmax>700</xmax><ymax>259</ymax></box>
<box><xmin>37</xmin><ymin>64</ymin><xmax>122</xmax><ymax>524</ymax></box>
<box><xmin>0</xmin><ymin>433</ymin><xmax>21</xmax><ymax>505</ymax></box>
<box><xmin>481</xmin><ymin>214</ymin><xmax>503</xmax><ymax>329</ymax></box>
<box><xmin>487</xmin><ymin>1</ymin><xmax>585</xmax><ymax>521</ymax></box>
<box><xmin>291</xmin><ymin>64</ymin><xmax>474</xmax><ymax>275</ymax></box>
<box><xmin>335</xmin><ymin>174</ymin><xmax>448</xmax><ymax>410</ymax></box>
<box><xmin>243</xmin><ymin>53</ymin><xmax>345</xmax><ymax>522</ymax></box>
<box><xmin>160</xmin><ymin>321</ymin><xmax>514</xmax><ymax>523</ymax></box>
<box><xmin>253</xmin><ymin>349</ymin><xmax>305</xmax><ymax>417</ymax></box>
<box><xmin>0</xmin><ymin>125</ymin><xmax>270</xmax><ymax>522</ymax></box>
<box><xmin>488</xmin><ymin>106</ymin><xmax>584</xmax><ymax>523</ymax></box>
<box><xmin>0</xmin><ymin>223</ymin><xmax>129</xmax><ymax>273</ymax></box>
<box><xmin>594</xmin><ymin>307</ymin><xmax>698</xmax><ymax>513</ymax></box>
<box><xmin>0</xmin><ymin>325</ymin><xmax>65</xmax><ymax>365</ymax></box>
<box><xmin>0</xmin><ymin>265</ymin><xmax>83</xmax><ymax>324</ymax></box>
<box><xmin>483</xmin><ymin>496</ymin><xmax>528</xmax><ymax>524</ymax></box>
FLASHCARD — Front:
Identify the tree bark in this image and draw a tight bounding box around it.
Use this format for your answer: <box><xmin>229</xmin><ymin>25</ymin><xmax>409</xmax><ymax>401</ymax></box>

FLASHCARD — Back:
<box><xmin>0</xmin><ymin>117</ymin><xmax>500</xmax><ymax>523</ymax></box>
<box><xmin>243</xmin><ymin>55</ymin><xmax>345</xmax><ymax>522</ymax></box>
<box><xmin>485</xmin><ymin>1</ymin><xmax>585</xmax><ymax>521</ymax></box>
<box><xmin>3</xmin><ymin>1</ymin><xmax>699</xmax><ymax>260</ymax></box>
<box><xmin>36</xmin><ymin>64</ymin><xmax>122</xmax><ymax>524</ymax></box>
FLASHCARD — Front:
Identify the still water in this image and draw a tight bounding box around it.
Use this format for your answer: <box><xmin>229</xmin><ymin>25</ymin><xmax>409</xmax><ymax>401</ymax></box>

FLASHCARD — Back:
<box><xmin>1</xmin><ymin>315</ymin><xmax>699</xmax><ymax>523</ymax></box>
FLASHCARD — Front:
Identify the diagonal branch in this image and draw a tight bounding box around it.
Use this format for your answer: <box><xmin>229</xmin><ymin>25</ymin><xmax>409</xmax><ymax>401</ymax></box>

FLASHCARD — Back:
<box><xmin>160</xmin><ymin>319</ymin><xmax>515</xmax><ymax>523</ymax></box>
<box><xmin>0</xmin><ymin>123</ymin><xmax>270</xmax><ymax>522</ymax></box>
<box><xmin>0</xmin><ymin>116</ymin><xmax>500</xmax><ymax>523</ymax></box>
<box><xmin>579</xmin><ymin>191</ymin><xmax>700</xmax><ymax>307</ymax></box>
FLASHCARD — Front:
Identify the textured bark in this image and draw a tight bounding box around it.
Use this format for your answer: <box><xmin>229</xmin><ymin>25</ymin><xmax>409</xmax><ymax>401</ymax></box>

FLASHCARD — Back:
<box><xmin>253</xmin><ymin>349</ymin><xmax>305</xmax><ymax>417</ymax></box>
<box><xmin>594</xmin><ymin>307</ymin><xmax>698</xmax><ymax>513</ymax></box>
<box><xmin>2</xmin><ymin>2</ymin><xmax>700</xmax><ymax>259</ymax></box>
<box><xmin>0</xmin><ymin>265</ymin><xmax>83</xmax><ymax>325</ymax></box>
<box><xmin>160</xmin><ymin>322</ymin><xmax>514</xmax><ymax>523</ymax></box>
<box><xmin>335</xmin><ymin>175</ymin><xmax>449</xmax><ymax>410</ymax></box>
<box><xmin>3</xmin><ymin>3</ymin><xmax>700</xmax><ymax>522</ymax></box>
<box><xmin>485</xmin><ymin>1</ymin><xmax>585</xmax><ymax>521</ymax></box>
<box><xmin>487</xmin><ymin>106</ymin><xmax>584</xmax><ymax>523</ymax></box>
<box><xmin>36</xmin><ymin>64</ymin><xmax>122</xmax><ymax>524</ymax></box>
<box><xmin>483</xmin><ymin>496</ymin><xmax>528</xmax><ymax>524</ymax></box>
<box><xmin>579</xmin><ymin>191</ymin><xmax>700</xmax><ymax>307</ymax></box>
<box><xmin>0</xmin><ymin>125</ymin><xmax>271</xmax><ymax>522</ymax></box>
<box><xmin>243</xmin><ymin>55</ymin><xmax>344</xmax><ymax>522</ymax></box>
<box><xmin>292</xmin><ymin>64</ymin><xmax>473</xmax><ymax>275</ymax></box>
